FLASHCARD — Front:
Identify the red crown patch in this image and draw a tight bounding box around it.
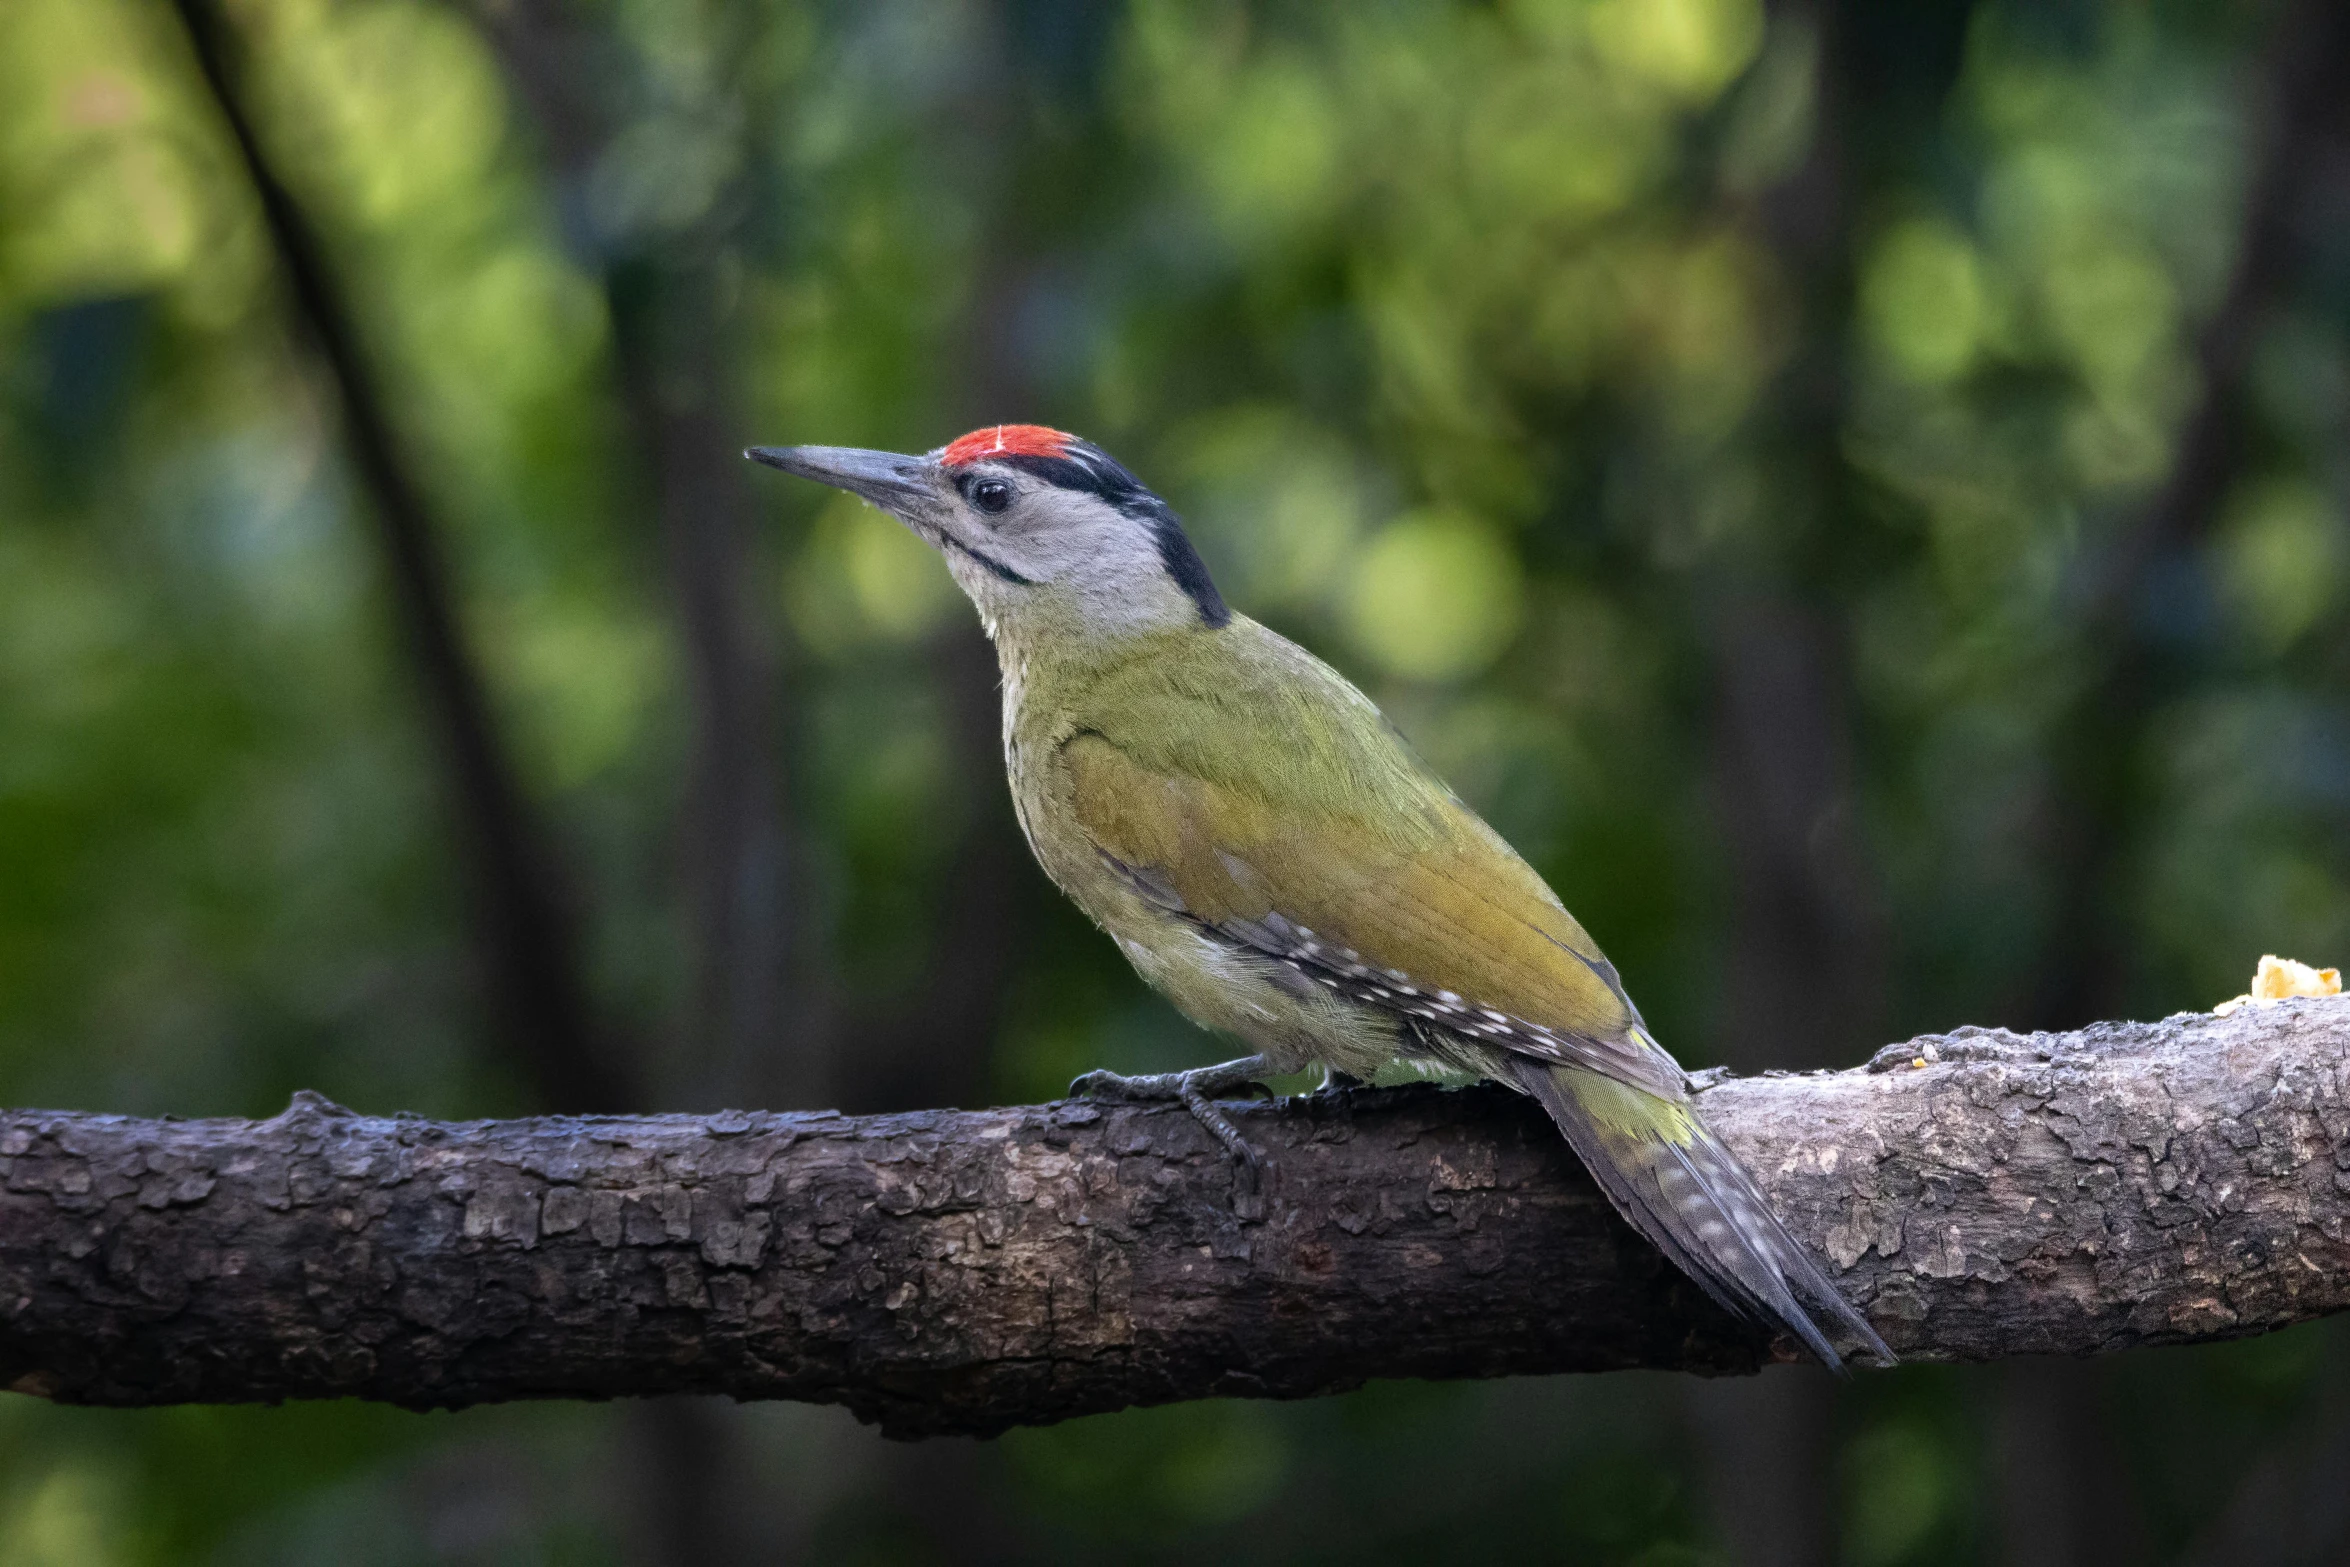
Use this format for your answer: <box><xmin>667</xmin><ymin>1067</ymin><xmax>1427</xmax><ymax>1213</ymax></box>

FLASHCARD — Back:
<box><xmin>941</xmin><ymin>424</ymin><xmax>1076</xmax><ymax>468</ymax></box>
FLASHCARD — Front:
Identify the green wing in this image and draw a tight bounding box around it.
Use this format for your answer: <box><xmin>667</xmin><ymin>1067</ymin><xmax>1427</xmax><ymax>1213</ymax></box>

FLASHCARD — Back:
<box><xmin>1056</xmin><ymin>627</ymin><xmax>1678</xmax><ymax>1097</ymax></box>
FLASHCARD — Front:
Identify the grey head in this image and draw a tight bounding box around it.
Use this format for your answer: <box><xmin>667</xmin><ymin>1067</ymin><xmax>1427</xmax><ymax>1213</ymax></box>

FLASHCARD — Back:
<box><xmin>746</xmin><ymin>424</ymin><xmax>1228</xmax><ymax>637</ymax></box>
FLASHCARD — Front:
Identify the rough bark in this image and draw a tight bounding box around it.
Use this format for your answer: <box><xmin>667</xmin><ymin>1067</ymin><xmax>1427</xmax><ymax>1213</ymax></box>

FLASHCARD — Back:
<box><xmin>6</xmin><ymin>1002</ymin><xmax>2349</xmax><ymax>1439</ymax></box>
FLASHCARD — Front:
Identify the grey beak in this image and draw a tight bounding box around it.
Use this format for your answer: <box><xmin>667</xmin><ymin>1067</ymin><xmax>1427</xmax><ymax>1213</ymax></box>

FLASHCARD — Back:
<box><xmin>745</xmin><ymin>445</ymin><xmax>933</xmax><ymax>509</ymax></box>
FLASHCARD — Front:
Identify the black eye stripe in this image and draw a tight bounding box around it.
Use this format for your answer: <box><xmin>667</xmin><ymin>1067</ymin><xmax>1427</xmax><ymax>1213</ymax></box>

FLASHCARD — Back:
<box><xmin>954</xmin><ymin>441</ymin><xmax>1231</xmax><ymax>628</ymax></box>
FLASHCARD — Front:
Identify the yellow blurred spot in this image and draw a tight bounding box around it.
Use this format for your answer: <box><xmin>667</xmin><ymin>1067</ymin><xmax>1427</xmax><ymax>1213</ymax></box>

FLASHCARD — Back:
<box><xmin>787</xmin><ymin>494</ymin><xmax>961</xmax><ymax>654</ymax></box>
<box><xmin>500</xmin><ymin>607</ymin><xmax>669</xmax><ymax>791</ymax></box>
<box><xmin>1466</xmin><ymin>70</ymin><xmax>1659</xmax><ymax>227</ymax></box>
<box><xmin>1344</xmin><ymin>510</ymin><xmax>1524</xmax><ymax>682</ymax></box>
<box><xmin>0</xmin><ymin>1464</ymin><xmax>129</xmax><ymax>1567</ymax></box>
<box><xmin>1200</xmin><ymin>56</ymin><xmax>1341</xmax><ymax>244</ymax></box>
<box><xmin>1163</xmin><ymin>407</ymin><xmax>1366</xmax><ymax>609</ymax></box>
<box><xmin>2215</xmin><ymin>955</ymin><xmax>2342</xmax><ymax>1016</ymax></box>
<box><xmin>0</xmin><ymin>0</ymin><xmax>201</xmax><ymax>300</ymax></box>
<box><xmin>2217</xmin><ymin>477</ymin><xmax>2344</xmax><ymax>655</ymax></box>
<box><xmin>285</xmin><ymin>0</ymin><xmax>507</xmax><ymax>230</ymax></box>
<box><xmin>1843</xmin><ymin>1419</ymin><xmax>1957</xmax><ymax>1567</ymax></box>
<box><xmin>1586</xmin><ymin>0</ymin><xmax>1763</xmax><ymax>101</ymax></box>
<box><xmin>1862</xmin><ymin>220</ymin><xmax>1989</xmax><ymax>383</ymax></box>
<box><xmin>842</xmin><ymin>504</ymin><xmax>959</xmax><ymax>638</ymax></box>
<box><xmin>62</xmin><ymin>69</ymin><xmax>138</xmax><ymax>129</ymax></box>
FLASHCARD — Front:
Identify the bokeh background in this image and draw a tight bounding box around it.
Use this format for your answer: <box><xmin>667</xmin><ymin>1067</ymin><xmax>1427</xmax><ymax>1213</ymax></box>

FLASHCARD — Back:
<box><xmin>5</xmin><ymin>0</ymin><xmax>2350</xmax><ymax>1561</ymax></box>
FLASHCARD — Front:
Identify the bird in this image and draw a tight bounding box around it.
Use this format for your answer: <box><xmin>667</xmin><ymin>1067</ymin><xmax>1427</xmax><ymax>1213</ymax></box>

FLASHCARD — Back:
<box><xmin>747</xmin><ymin>424</ymin><xmax>1893</xmax><ymax>1371</ymax></box>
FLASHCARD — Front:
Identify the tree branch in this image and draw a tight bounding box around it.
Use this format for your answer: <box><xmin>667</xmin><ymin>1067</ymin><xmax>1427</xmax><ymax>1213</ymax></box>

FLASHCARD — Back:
<box><xmin>6</xmin><ymin>1001</ymin><xmax>2348</xmax><ymax>1438</ymax></box>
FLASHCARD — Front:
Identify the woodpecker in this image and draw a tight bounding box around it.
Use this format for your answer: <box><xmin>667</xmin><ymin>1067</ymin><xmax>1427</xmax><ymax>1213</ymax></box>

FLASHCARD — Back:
<box><xmin>748</xmin><ymin>425</ymin><xmax>1892</xmax><ymax>1369</ymax></box>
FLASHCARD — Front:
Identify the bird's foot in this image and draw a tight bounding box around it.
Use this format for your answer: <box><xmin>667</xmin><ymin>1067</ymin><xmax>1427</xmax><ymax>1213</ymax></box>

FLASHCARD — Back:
<box><xmin>1071</xmin><ymin>1055</ymin><xmax>1274</xmax><ymax>1178</ymax></box>
<box><xmin>1313</xmin><ymin>1067</ymin><xmax>1368</xmax><ymax>1098</ymax></box>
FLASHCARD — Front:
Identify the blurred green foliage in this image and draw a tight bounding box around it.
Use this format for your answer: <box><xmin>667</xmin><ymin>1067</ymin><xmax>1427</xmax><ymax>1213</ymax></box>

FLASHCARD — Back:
<box><xmin>3</xmin><ymin>0</ymin><xmax>2349</xmax><ymax>1561</ymax></box>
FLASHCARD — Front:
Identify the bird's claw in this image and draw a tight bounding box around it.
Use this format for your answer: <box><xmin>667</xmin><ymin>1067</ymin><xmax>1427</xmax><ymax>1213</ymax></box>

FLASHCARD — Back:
<box><xmin>1069</xmin><ymin>1067</ymin><xmax>1156</xmax><ymax>1102</ymax></box>
<box><xmin>1068</xmin><ymin>1065</ymin><xmax>1272</xmax><ymax>1104</ymax></box>
<box><xmin>1067</xmin><ymin>1061</ymin><xmax>1272</xmax><ymax>1186</ymax></box>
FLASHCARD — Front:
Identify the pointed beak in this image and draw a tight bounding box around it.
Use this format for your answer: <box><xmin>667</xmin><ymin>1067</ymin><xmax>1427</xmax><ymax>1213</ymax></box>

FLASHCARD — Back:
<box><xmin>745</xmin><ymin>444</ymin><xmax>934</xmax><ymax>510</ymax></box>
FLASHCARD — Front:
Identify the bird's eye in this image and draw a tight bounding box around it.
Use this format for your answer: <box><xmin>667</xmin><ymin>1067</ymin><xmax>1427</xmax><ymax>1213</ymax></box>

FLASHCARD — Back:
<box><xmin>970</xmin><ymin>477</ymin><xmax>1013</xmax><ymax>515</ymax></box>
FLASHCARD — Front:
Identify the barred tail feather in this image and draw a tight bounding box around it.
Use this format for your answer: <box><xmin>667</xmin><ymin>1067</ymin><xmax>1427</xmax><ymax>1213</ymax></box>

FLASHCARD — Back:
<box><xmin>1513</xmin><ymin>1061</ymin><xmax>1894</xmax><ymax>1372</ymax></box>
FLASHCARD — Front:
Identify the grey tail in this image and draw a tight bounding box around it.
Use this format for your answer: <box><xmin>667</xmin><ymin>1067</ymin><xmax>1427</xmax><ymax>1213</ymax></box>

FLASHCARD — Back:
<box><xmin>1512</xmin><ymin>1060</ymin><xmax>1895</xmax><ymax>1372</ymax></box>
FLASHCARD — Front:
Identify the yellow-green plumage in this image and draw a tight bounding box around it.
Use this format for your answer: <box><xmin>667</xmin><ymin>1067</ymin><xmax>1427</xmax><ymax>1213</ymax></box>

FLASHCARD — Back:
<box><xmin>1013</xmin><ymin>617</ymin><xmax>1631</xmax><ymax>1067</ymax></box>
<box><xmin>746</xmin><ymin>429</ymin><xmax>1890</xmax><ymax>1370</ymax></box>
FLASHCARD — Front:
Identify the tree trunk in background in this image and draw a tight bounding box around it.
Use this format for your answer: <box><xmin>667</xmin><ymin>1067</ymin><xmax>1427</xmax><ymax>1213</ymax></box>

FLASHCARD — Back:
<box><xmin>1709</xmin><ymin>596</ymin><xmax>1885</xmax><ymax>1076</ymax></box>
<box><xmin>835</xmin><ymin>618</ymin><xmax>1031</xmax><ymax>1116</ymax></box>
<box><xmin>613</xmin><ymin>307</ymin><xmax>793</xmax><ymax>1555</ymax></box>
<box><xmin>605</xmin><ymin>259</ymin><xmax>797</xmax><ymax>1113</ymax></box>
<box><xmin>1990</xmin><ymin>1359</ymin><xmax>2147</xmax><ymax>1567</ymax></box>
<box><xmin>1688</xmin><ymin>2</ymin><xmax>1880</xmax><ymax>1558</ymax></box>
<box><xmin>2179</xmin><ymin>1321</ymin><xmax>2350</xmax><ymax>1565</ymax></box>
<box><xmin>2024</xmin><ymin>0</ymin><xmax>2350</xmax><ymax>1038</ymax></box>
<box><xmin>465</xmin><ymin>4</ymin><xmax>808</xmax><ymax>1561</ymax></box>
<box><xmin>835</xmin><ymin>0</ymin><xmax>1061</xmax><ymax>1122</ymax></box>
<box><xmin>171</xmin><ymin>0</ymin><xmax>624</xmax><ymax>1115</ymax></box>
<box><xmin>2001</xmin><ymin>6</ymin><xmax>2350</xmax><ymax>1563</ymax></box>
<box><xmin>1695</xmin><ymin>593</ymin><xmax>1868</xmax><ymax>1567</ymax></box>
<box><xmin>468</xmin><ymin>4</ymin><xmax>800</xmax><ymax>1114</ymax></box>
<box><xmin>624</xmin><ymin>1396</ymin><xmax>743</xmax><ymax>1566</ymax></box>
<box><xmin>186</xmin><ymin>3</ymin><xmax>769</xmax><ymax>1556</ymax></box>
<box><xmin>834</xmin><ymin>1</ymin><xmax>1054</xmax><ymax>1549</ymax></box>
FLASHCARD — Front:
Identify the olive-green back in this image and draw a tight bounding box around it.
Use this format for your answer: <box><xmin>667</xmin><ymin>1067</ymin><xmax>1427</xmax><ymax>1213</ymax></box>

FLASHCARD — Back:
<box><xmin>1054</xmin><ymin>618</ymin><xmax>1641</xmax><ymax>1048</ymax></box>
